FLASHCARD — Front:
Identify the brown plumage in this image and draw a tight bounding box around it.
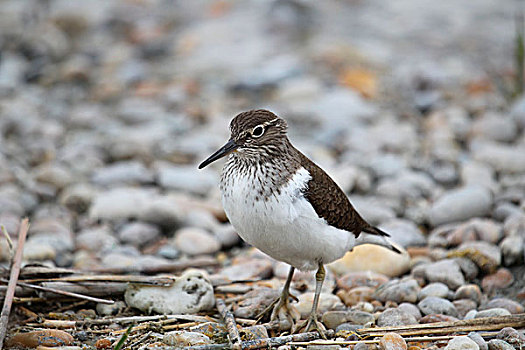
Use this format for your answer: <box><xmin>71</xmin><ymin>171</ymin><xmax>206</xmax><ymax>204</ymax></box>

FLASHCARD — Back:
<box><xmin>294</xmin><ymin>149</ymin><xmax>389</xmax><ymax>239</ymax></box>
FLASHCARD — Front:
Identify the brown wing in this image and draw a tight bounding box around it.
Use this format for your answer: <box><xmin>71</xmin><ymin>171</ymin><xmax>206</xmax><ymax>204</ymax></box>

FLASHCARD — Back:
<box><xmin>295</xmin><ymin>150</ymin><xmax>389</xmax><ymax>239</ymax></box>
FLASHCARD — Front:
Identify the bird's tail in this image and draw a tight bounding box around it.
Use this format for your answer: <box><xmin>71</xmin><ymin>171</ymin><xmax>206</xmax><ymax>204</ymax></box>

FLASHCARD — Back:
<box><xmin>355</xmin><ymin>226</ymin><xmax>402</xmax><ymax>254</ymax></box>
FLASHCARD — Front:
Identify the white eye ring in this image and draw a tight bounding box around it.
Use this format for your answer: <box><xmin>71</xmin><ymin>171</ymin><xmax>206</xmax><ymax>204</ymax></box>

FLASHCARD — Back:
<box><xmin>251</xmin><ymin>125</ymin><xmax>265</xmax><ymax>138</ymax></box>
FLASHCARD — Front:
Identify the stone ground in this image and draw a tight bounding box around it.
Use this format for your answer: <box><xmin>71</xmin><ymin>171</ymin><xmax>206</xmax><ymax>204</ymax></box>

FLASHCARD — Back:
<box><xmin>0</xmin><ymin>0</ymin><xmax>524</xmax><ymax>349</ymax></box>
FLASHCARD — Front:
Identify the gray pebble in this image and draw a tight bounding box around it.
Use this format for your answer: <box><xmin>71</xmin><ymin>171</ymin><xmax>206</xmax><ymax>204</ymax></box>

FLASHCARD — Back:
<box><xmin>418</xmin><ymin>297</ymin><xmax>458</xmax><ymax>317</ymax></box>
<box><xmin>423</xmin><ymin>259</ymin><xmax>465</xmax><ymax>289</ymax></box>
<box><xmin>118</xmin><ymin>221</ymin><xmax>160</xmax><ymax>247</ymax></box>
<box><xmin>468</xmin><ymin>332</ymin><xmax>488</xmax><ymax>350</ymax></box>
<box><xmin>500</xmin><ymin>236</ymin><xmax>524</xmax><ymax>266</ymax></box>
<box><xmin>173</xmin><ymin>227</ymin><xmax>221</xmax><ymax>256</ymax></box>
<box><xmin>378</xmin><ymin>219</ymin><xmax>427</xmax><ymax>248</ymax></box>
<box><xmin>453</xmin><ymin>299</ymin><xmax>478</xmax><ymax>319</ymax></box>
<box><xmin>487</xmin><ymin>339</ymin><xmax>514</xmax><ymax>350</ymax></box>
<box><xmin>454</xmin><ymin>284</ymin><xmax>482</xmax><ymax>304</ymax></box>
<box><xmin>496</xmin><ymin>327</ymin><xmax>525</xmax><ymax>349</ymax></box>
<box><xmin>377</xmin><ymin>308</ymin><xmax>418</xmax><ymax>327</ymax></box>
<box><xmin>475</xmin><ymin>308</ymin><xmax>511</xmax><ymax>318</ymax></box>
<box><xmin>92</xmin><ymin>160</ymin><xmax>154</xmax><ymax>186</ymax></box>
<box><xmin>397</xmin><ymin>302</ymin><xmax>422</xmax><ymax>320</ymax></box>
<box><xmin>428</xmin><ymin>185</ymin><xmax>492</xmax><ymax>227</ymax></box>
<box><xmin>96</xmin><ymin>301</ymin><xmax>126</xmax><ymax>316</ymax></box>
<box><xmin>453</xmin><ymin>241</ymin><xmax>501</xmax><ymax>273</ymax></box>
<box><xmin>374</xmin><ymin>278</ymin><xmax>420</xmax><ymax>304</ymax></box>
<box><xmin>445</xmin><ymin>336</ymin><xmax>480</xmax><ymax>350</ymax></box>
<box><xmin>419</xmin><ymin>282</ymin><xmax>450</xmax><ymax>300</ymax></box>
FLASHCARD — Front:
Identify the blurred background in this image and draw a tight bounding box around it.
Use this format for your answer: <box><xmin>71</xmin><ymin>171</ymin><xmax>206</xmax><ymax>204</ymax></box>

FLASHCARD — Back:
<box><xmin>0</xmin><ymin>0</ymin><xmax>524</xmax><ymax>281</ymax></box>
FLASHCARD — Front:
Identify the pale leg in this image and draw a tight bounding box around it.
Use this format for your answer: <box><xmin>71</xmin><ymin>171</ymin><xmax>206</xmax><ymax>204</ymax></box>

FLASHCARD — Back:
<box><xmin>294</xmin><ymin>263</ymin><xmax>327</xmax><ymax>338</ymax></box>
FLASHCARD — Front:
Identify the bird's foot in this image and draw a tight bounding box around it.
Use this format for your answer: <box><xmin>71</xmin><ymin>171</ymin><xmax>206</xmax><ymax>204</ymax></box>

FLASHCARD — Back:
<box><xmin>293</xmin><ymin>313</ymin><xmax>327</xmax><ymax>339</ymax></box>
<box><xmin>255</xmin><ymin>292</ymin><xmax>300</xmax><ymax>331</ymax></box>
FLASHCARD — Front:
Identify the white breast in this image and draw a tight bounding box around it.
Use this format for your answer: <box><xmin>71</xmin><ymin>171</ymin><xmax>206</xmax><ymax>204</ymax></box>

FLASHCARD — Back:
<box><xmin>221</xmin><ymin>166</ymin><xmax>355</xmax><ymax>271</ymax></box>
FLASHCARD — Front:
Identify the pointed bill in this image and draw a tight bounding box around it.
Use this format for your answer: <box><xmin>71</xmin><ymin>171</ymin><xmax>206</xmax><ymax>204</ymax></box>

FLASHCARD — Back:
<box><xmin>198</xmin><ymin>139</ymin><xmax>238</xmax><ymax>169</ymax></box>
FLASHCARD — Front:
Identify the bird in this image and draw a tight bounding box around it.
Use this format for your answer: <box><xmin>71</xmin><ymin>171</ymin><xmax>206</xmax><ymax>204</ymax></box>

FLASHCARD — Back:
<box><xmin>199</xmin><ymin>109</ymin><xmax>400</xmax><ymax>337</ymax></box>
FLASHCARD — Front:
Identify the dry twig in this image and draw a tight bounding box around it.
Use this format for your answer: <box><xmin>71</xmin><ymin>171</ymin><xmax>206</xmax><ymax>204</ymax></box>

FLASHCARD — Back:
<box><xmin>216</xmin><ymin>299</ymin><xmax>242</xmax><ymax>350</ymax></box>
<box><xmin>184</xmin><ymin>330</ymin><xmax>335</xmax><ymax>350</ymax></box>
<box><xmin>0</xmin><ymin>278</ymin><xmax>115</xmax><ymax>304</ymax></box>
<box><xmin>358</xmin><ymin>314</ymin><xmax>525</xmax><ymax>337</ymax></box>
<box><xmin>0</xmin><ymin>218</ymin><xmax>29</xmax><ymax>349</ymax></box>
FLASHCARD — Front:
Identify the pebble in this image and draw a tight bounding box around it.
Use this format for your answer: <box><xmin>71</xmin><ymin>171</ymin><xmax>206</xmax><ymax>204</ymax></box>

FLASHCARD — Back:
<box><xmin>374</xmin><ymin>278</ymin><xmax>421</xmax><ymax>304</ymax></box>
<box><xmin>378</xmin><ymin>219</ymin><xmax>427</xmax><ymax>248</ymax></box>
<box><xmin>124</xmin><ymin>269</ymin><xmax>215</xmax><ymax>314</ymax></box>
<box><xmin>158</xmin><ymin>164</ymin><xmax>217</xmax><ymax>196</ymax></box>
<box><xmin>337</xmin><ymin>286</ymin><xmax>375</xmax><ymax>306</ymax></box>
<box><xmin>461</xmin><ymin>161</ymin><xmax>497</xmax><ymax>192</ymax></box>
<box><xmin>451</xmin><ymin>241</ymin><xmax>501</xmax><ymax>273</ymax></box>
<box><xmin>471</xmin><ymin>112</ymin><xmax>517</xmax><ymax>142</ymax></box>
<box><xmin>418</xmin><ymin>297</ymin><xmax>458</xmax><ymax>317</ymax></box>
<box><xmin>59</xmin><ymin>183</ymin><xmax>96</xmax><ymax>213</ymax></box>
<box><xmin>321</xmin><ymin>311</ymin><xmax>349</xmax><ymax>329</ymax></box>
<box><xmin>89</xmin><ymin>188</ymin><xmax>181</xmax><ymax>226</ymax></box>
<box><xmin>474</xmin><ymin>308</ymin><xmax>511</xmax><ymax>318</ymax></box>
<box><xmin>163</xmin><ymin>331</ymin><xmax>211</xmax><ymax>346</ymax></box>
<box><xmin>446</xmin><ymin>219</ymin><xmax>502</xmax><ymax>246</ymax></box>
<box><xmin>95</xmin><ymin>339</ymin><xmax>112</xmax><ymax>349</ymax></box>
<box><xmin>480</xmin><ymin>298</ymin><xmax>524</xmax><ymax>314</ymax></box>
<box><xmin>503</xmin><ymin>213</ymin><xmax>525</xmax><ymax>237</ymax></box>
<box><xmin>453</xmin><ymin>299</ymin><xmax>478</xmax><ymax>319</ymax></box>
<box><xmin>213</xmin><ymin>224</ymin><xmax>241</xmax><ymax>248</ymax></box>
<box><xmin>118</xmin><ymin>221</ymin><xmax>161</xmax><ymax>247</ymax></box>
<box><xmin>296</xmin><ymin>292</ymin><xmax>344</xmax><ymax>319</ymax></box>
<box><xmin>328</xmin><ymin>244</ymin><xmax>410</xmax><ymax>277</ymax></box>
<box><xmin>423</xmin><ymin>259</ymin><xmax>465</xmax><ymax>289</ymax></box>
<box><xmin>453</xmin><ymin>257</ymin><xmax>480</xmax><ymax>280</ymax></box>
<box><xmin>173</xmin><ymin>227</ymin><xmax>221</xmax><ymax>256</ymax></box>
<box><xmin>445</xmin><ymin>336</ymin><xmax>480</xmax><ymax>350</ymax></box>
<box><xmin>219</xmin><ymin>259</ymin><xmax>273</xmax><ymax>281</ymax></box>
<box><xmin>473</xmin><ymin>142</ymin><xmax>525</xmax><ymax>174</ymax></box>
<box><xmin>91</xmin><ymin>160</ymin><xmax>154</xmax><ymax>185</ymax></box>
<box><xmin>418</xmin><ymin>282</ymin><xmax>450</xmax><ymax>300</ymax></box>
<box><xmin>486</xmin><ymin>339</ymin><xmax>515</xmax><ymax>350</ymax></box>
<box><xmin>336</xmin><ymin>271</ymin><xmax>390</xmax><ymax>290</ymax></box>
<box><xmin>379</xmin><ymin>332</ymin><xmax>407</xmax><ymax>350</ymax></box>
<box><xmin>428</xmin><ymin>186</ymin><xmax>492</xmax><ymax>226</ymax></box>
<box><xmin>96</xmin><ymin>301</ymin><xmax>126</xmax><ymax>316</ymax></box>
<box><xmin>468</xmin><ymin>332</ymin><xmax>488</xmax><ymax>350</ymax></box>
<box><xmin>234</xmin><ymin>287</ymin><xmax>280</xmax><ymax>318</ymax></box>
<box><xmin>76</xmin><ymin>225</ymin><xmax>118</xmax><ymax>252</ymax></box>
<box><xmin>454</xmin><ymin>284</ymin><xmax>482</xmax><ymax>304</ymax></box>
<box><xmin>398</xmin><ymin>302</ymin><xmax>422</xmax><ymax>320</ymax></box>
<box><xmin>499</xmin><ymin>236</ymin><xmax>524</xmax><ymax>266</ymax></box>
<box><xmin>496</xmin><ymin>327</ymin><xmax>525</xmax><ymax>348</ymax></box>
<box><xmin>6</xmin><ymin>330</ymin><xmax>74</xmax><ymax>348</ymax></box>
<box><xmin>481</xmin><ymin>268</ymin><xmax>514</xmax><ymax>292</ymax></box>
<box><xmin>306</xmin><ymin>345</ymin><xmax>341</xmax><ymax>350</ymax></box>
<box><xmin>377</xmin><ymin>308</ymin><xmax>418</xmax><ymax>327</ymax></box>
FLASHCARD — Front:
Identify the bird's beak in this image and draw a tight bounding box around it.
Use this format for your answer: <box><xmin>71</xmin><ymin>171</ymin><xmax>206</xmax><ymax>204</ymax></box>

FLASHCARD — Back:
<box><xmin>198</xmin><ymin>139</ymin><xmax>238</xmax><ymax>169</ymax></box>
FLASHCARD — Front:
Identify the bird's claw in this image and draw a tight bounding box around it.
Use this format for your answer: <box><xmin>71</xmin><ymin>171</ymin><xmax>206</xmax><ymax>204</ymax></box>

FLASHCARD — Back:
<box><xmin>293</xmin><ymin>313</ymin><xmax>327</xmax><ymax>339</ymax></box>
<box><xmin>255</xmin><ymin>293</ymin><xmax>300</xmax><ymax>331</ymax></box>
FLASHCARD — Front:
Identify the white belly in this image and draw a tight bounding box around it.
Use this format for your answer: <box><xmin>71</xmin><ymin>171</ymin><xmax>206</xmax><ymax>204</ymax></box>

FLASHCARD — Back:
<box><xmin>221</xmin><ymin>166</ymin><xmax>355</xmax><ymax>271</ymax></box>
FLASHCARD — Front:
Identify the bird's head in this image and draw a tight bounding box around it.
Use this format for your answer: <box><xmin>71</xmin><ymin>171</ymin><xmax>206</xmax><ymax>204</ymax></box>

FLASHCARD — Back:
<box><xmin>198</xmin><ymin>109</ymin><xmax>288</xmax><ymax>169</ymax></box>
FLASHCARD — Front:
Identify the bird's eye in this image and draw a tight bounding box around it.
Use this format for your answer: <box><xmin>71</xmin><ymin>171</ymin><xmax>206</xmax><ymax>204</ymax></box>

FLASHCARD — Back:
<box><xmin>251</xmin><ymin>125</ymin><xmax>265</xmax><ymax>138</ymax></box>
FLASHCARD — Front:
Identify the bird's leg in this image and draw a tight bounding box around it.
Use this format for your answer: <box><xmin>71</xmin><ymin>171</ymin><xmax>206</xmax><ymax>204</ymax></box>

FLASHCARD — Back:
<box><xmin>255</xmin><ymin>266</ymin><xmax>300</xmax><ymax>330</ymax></box>
<box><xmin>294</xmin><ymin>263</ymin><xmax>327</xmax><ymax>339</ymax></box>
